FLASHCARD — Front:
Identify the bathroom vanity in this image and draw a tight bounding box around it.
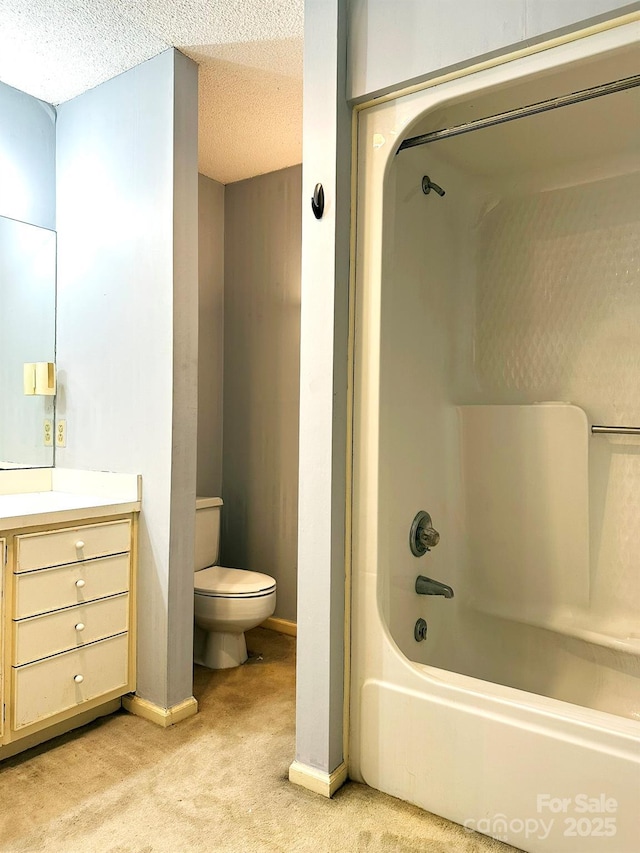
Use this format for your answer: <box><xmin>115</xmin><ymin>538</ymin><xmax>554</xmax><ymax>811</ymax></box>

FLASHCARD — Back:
<box><xmin>0</xmin><ymin>469</ymin><xmax>140</xmax><ymax>759</ymax></box>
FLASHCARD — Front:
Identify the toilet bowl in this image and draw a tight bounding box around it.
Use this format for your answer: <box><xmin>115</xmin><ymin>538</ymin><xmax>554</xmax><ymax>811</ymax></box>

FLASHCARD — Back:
<box><xmin>193</xmin><ymin>498</ymin><xmax>276</xmax><ymax>669</ymax></box>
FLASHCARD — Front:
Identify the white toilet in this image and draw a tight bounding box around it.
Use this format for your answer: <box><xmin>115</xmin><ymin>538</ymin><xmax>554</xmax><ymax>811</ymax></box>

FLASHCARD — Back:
<box><xmin>193</xmin><ymin>497</ymin><xmax>276</xmax><ymax>669</ymax></box>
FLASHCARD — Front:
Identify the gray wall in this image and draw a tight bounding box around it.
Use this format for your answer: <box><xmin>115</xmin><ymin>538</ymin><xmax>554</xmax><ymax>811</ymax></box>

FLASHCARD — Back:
<box><xmin>0</xmin><ymin>81</ymin><xmax>55</xmax><ymax>229</ymax></box>
<box><xmin>347</xmin><ymin>0</ymin><xmax>639</xmax><ymax>100</ymax></box>
<box><xmin>55</xmin><ymin>49</ymin><xmax>199</xmax><ymax>711</ymax></box>
<box><xmin>197</xmin><ymin>174</ymin><xmax>225</xmax><ymax>499</ymax></box>
<box><xmin>222</xmin><ymin>165</ymin><xmax>302</xmax><ymax>623</ymax></box>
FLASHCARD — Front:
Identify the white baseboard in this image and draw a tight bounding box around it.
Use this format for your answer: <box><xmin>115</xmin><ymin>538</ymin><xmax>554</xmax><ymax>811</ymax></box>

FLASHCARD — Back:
<box><xmin>261</xmin><ymin>617</ymin><xmax>297</xmax><ymax>637</ymax></box>
<box><xmin>122</xmin><ymin>694</ymin><xmax>198</xmax><ymax>728</ymax></box>
<box><xmin>289</xmin><ymin>760</ymin><xmax>348</xmax><ymax>798</ymax></box>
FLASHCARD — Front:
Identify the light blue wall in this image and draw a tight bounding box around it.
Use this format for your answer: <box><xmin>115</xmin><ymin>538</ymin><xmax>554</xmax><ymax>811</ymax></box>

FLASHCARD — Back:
<box><xmin>55</xmin><ymin>49</ymin><xmax>199</xmax><ymax>711</ymax></box>
<box><xmin>348</xmin><ymin>0</ymin><xmax>639</xmax><ymax>99</ymax></box>
<box><xmin>0</xmin><ymin>81</ymin><xmax>55</xmax><ymax>229</ymax></box>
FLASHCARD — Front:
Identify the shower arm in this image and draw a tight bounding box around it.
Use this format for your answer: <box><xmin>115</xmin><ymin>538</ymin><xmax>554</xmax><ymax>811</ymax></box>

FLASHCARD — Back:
<box><xmin>422</xmin><ymin>175</ymin><xmax>445</xmax><ymax>197</ymax></box>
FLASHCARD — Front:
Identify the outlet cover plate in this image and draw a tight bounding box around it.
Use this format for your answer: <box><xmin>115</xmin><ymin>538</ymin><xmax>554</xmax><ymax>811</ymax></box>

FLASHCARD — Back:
<box><xmin>56</xmin><ymin>420</ymin><xmax>66</xmax><ymax>447</ymax></box>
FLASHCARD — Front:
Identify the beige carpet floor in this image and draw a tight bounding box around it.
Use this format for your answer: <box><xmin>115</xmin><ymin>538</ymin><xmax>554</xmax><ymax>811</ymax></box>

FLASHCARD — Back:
<box><xmin>0</xmin><ymin>628</ymin><xmax>520</xmax><ymax>853</ymax></box>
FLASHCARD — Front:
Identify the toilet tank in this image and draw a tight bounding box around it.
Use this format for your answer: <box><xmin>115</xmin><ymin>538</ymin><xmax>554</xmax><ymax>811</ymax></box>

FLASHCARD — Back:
<box><xmin>195</xmin><ymin>497</ymin><xmax>223</xmax><ymax>571</ymax></box>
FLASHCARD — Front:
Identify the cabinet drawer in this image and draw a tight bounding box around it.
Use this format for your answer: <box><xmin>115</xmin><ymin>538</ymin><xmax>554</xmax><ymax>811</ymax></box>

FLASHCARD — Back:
<box><xmin>14</xmin><ymin>553</ymin><xmax>130</xmax><ymax>619</ymax></box>
<box><xmin>16</xmin><ymin>520</ymin><xmax>131</xmax><ymax>572</ymax></box>
<box><xmin>13</xmin><ymin>633</ymin><xmax>129</xmax><ymax>730</ymax></box>
<box><xmin>14</xmin><ymin>594</ymin><xmax>129</xmax><ymax>666</ymax></box>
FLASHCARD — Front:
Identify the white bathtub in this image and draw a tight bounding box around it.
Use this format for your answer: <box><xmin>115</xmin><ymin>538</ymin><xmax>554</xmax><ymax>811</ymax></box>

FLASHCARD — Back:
<box><xmin>350</xmin><ymin>21</ymin><xmax>640</xmax><ymax>853</ymax></box>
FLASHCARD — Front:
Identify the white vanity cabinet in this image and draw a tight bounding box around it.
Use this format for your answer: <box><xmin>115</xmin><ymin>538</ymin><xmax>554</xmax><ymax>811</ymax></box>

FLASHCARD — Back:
<box><xmin>0</xmin><ymin>510</ymin><xmax>138</xmax><ymax>758</ymax></box>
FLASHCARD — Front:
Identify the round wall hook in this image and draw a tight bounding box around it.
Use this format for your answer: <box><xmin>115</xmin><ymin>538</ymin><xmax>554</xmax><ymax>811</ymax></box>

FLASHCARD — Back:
<box><xmin>311</xmin><ymin>183</ymin><xmax>325</xmax><ymax>219</ymax></box>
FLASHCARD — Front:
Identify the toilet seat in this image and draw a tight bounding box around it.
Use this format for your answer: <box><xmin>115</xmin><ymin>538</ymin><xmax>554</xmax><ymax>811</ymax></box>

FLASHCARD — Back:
<box><xmin>194</xmin><ymin>566</ymin><xmax>276</xmax><ymax>599</ymax></box>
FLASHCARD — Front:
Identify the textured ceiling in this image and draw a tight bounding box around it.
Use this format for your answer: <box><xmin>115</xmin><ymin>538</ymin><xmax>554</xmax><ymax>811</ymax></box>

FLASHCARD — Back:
<box><xmin>0</xmin><ymin>1</ymin><xmax>303</xmax><ymax>184</ymax></box>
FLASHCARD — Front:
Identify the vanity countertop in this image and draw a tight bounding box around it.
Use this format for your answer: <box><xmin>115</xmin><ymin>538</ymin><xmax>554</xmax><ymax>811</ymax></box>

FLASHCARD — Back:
<box><xmin>0</xmin><ymin>468</ymin><xmax>141</xmax><ymax>529</ymax></box>
<box><xmin>0</xmin><ymin>491</ymin><xmax>141</xmax><ymax>529</ymax></box>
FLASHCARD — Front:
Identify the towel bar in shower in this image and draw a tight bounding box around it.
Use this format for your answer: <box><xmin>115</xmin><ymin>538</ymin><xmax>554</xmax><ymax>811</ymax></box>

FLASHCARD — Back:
<box><xmin>591</xmin><ymin>425</ymin><xmax>640</xmax><ymax>435</ymax></box>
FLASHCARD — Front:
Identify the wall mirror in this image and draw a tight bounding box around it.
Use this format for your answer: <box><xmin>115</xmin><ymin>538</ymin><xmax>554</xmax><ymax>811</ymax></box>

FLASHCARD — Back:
<box><xmin>0</xmin><ymin>216</ymin><xmax>56</xmax><ymax>469</ymax></box>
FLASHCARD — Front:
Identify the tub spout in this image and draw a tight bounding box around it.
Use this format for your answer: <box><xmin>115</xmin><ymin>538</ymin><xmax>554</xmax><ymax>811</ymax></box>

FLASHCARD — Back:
<box><xmin>415</xmin><ymin>575</ymin><xmax>454</xmax><ymax>598</ymax></box>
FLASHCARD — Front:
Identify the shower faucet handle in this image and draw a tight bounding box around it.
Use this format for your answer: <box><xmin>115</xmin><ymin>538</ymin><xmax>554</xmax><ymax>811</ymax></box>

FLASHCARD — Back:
<box><xmin>418</xmin><ymin>523</ymin><xmax>440</xmax><ymax>550</ymax></box>
<box><xmin>410</xmin><ymin>510</ymin><xmax>440</xmax><ymax>556</ymax></box>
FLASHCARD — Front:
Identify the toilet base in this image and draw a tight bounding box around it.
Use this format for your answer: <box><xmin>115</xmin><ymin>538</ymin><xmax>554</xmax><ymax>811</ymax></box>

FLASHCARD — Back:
<box><xmin>194</xmin><ymin>625</ymin><xmax>248</xmax><ymax>669</ymax></box>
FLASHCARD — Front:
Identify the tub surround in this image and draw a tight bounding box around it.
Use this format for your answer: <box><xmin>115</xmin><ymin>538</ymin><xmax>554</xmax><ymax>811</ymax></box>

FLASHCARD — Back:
<box><xmin>351</xmin><ymin>23</ymin><xmax>640</xmax><ymax>853</ymax></box>
<box><xmin>0</xmin><ymin>467</ymin><xmax>140</xmax><ymax>760</ymax></box>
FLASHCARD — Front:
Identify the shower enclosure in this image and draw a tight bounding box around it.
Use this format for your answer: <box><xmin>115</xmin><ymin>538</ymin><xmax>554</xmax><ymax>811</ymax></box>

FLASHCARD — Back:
<box><xmin>350</xmin><ymin>22</ymin><xmax>640</xmax><ymax>853</ymax></box>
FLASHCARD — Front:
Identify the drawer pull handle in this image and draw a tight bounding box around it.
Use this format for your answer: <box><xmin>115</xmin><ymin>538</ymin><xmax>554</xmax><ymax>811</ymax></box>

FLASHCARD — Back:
<box><xmin>75</xmin><ymin>540</ymin><xmax>85</xmax><ymax>550</ymax></box>
<box><xmin>75</xmin><ymin>623</ymin><xmax>85</xmax><ymax>632</ymax></box>
<box><xmin>73</xmin><ymin>674</ymin><xmax>84</xmax><ymax>684</ymax></box>
<box><xmin>75</xmin><ymin>579</ymin><xmax>86</xmax><ymax>588</ymax></box>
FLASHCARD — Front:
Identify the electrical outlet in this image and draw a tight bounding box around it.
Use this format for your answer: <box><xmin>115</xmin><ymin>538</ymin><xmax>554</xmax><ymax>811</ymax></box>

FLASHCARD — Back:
<box><xmin>56</xmin><ymin>419</ymin><xmax>66</xmax><ymax>447</ymax></box>
<box><xmin>43</xmin><ymin>419</ymin><xmax>53</xmax><ymax>447</ymax></box>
